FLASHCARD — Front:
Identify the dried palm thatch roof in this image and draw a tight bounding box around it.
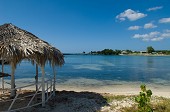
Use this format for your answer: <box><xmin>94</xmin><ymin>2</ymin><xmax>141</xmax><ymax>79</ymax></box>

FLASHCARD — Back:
<box><xmin>0</xmin><ymin>23</ymin><xmax>64</xmax><ymax>68</ymax></box>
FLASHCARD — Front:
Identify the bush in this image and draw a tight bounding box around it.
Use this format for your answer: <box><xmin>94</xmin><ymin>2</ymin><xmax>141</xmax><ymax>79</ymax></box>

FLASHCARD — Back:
<box><xmin>135</xmin><ymin>84</ymin><xmax>153</xmax><ymax>112</ymax></box>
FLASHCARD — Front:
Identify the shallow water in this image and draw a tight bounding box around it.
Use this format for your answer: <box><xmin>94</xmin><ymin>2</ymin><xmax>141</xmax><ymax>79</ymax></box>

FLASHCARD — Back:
<box><xmin>59</xmin><ymin>55</ymin><xmax>170</xmax><ymax>85</ymax></box>
<box><xmin>1</xmin><ymin>55</ymin><xmax>170</xmax><ymax>87</ymax></box>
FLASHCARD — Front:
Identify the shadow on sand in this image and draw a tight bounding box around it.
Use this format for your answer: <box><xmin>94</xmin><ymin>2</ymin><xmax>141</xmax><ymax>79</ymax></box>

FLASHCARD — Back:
<box><xmin>32</xmin><ymin>91</ymin><xmax>109</xmax><ymax>112</ymax></box>
<box><xmin>0</xmin><ymin>90</ymin><xmax>109</xmax><ymax>112</ymax></box>
<box><xmin>48</xmin><ymin>91</ymin><xmax>108</xmax><ymax>112</ymax></box>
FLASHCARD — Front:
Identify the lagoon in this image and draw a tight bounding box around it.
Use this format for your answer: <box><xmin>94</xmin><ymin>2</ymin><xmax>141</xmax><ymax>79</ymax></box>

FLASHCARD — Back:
<box><xmin>1</xmin><ymin>55</ymin><xmax>170</xmax><ymax>96</ymax></box>
<box><xmin>59</xmin><ymin>55</ymin><xmax>170</xmax><ymax>84</ymax></box>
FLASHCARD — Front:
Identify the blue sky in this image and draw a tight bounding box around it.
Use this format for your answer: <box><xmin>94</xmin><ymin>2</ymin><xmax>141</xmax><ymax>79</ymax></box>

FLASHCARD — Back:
<box><xmin>0</xmin><ymin>0</ymin><xmax>170</xmax><ymax>53</ymax></box>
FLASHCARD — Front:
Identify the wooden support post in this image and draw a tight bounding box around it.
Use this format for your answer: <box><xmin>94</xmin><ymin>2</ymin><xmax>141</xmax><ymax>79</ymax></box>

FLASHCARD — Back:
<box><xmin>46</xmin><ymin>81</ymin><xmax>48</xmax><ymax>99</ymax></box>
<box><xmin>35</xmin><ymin>64</ymin><xmax>38</xmax><ymax>91</ymax></box>
<box><xmin>35</xmin><ymin>64</ymin><xmax>38</xmax><ymax>102</ymax></box>
<box><xmin>41</xmin><ymin>65</ymin><xmax>45</xmax><ymax>107</ymax></box>
<box><xmin>50</xmin><ymin>79</ymin><xmax>52</xmax><ymax>96</ymax></box>
<box><xmin>53</xmin><ymin>67</ymin><xmax>56</xmax><ymax>96</ymax></box>
<box><xmin>1</xmin><ymin>59</ymin><xmax>4</xmax><ymax>93</ymax></box>
<box><xmin>10</xmin><ymin>62</ymin><xmax>16</xmax><ymax>98</ymax></box>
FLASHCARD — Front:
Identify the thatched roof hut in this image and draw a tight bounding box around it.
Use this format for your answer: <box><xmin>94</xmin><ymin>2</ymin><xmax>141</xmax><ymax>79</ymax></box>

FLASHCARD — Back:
<box><xmin>0</xmin><ymin>23</ymin><xmax>64</xmax><ymax>67</ymax></box>
<box><xmin>0</xmin><ymin>23</ymin><xmax>64</xmax><ymax>106</ymax></box>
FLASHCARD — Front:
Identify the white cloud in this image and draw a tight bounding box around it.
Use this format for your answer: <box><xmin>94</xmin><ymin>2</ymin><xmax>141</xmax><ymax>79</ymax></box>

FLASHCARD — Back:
<box><xmin>116</xmin><ymin>9</ymin><xmax>147</xmax><ymax>21</ymax></box>
<box><xmin>128</xmin><ymin>23</ymin><xmax>157</xmax><ymax>31</ymax></box>
<box><xmin>144</xmin><ymin>23</ymin><xmax>157</xmax><ymax>29</ymax></box>
<box><xmin>159</xmin><ymin>18</ymin><xmax>170</xmax><ymax>23</ymax></box>
<box><xmin>150</xmin><ymin>31</ymin><xmax>160</xmax><ymax>36</ymax></box>
<box><xmin>133</xmin><ymin>34</ymin><xmax>148</xmax><ymax>39</ymax></box>
<box><xmin>132</xmin><ymin>31</ymin><xmax>170</xmax><ymax>41</ymax></box>
<box><xmin>151</xmin><ymin>37</ymin><xmax>164</xmax><ymax>41</ymax></box>
<box><xmin>161</xmin><ymin>33</ymin><xmax>170</xmax><ymax>38</ymax></box>
<box><xmin>133</xmin><ymin>31</ymin><xmax>160</xmax><ymax>40</ymax></box>
<box><xmin>128</xmin><ymin>26</ymin><xmax>141</xmax><ymax>30</ymax></box>
<box><xmin>147</xmin><ymin>6</ymin><xmax>163</xmax><ymax>11</ymax></box>
<box><xmin>165</xmin><ymin>29</ymin><xmax>170</xmax><ymax>33</ymax></box>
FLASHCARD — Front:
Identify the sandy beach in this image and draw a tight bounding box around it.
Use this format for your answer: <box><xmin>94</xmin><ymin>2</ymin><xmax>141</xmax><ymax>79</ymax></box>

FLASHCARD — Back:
<box><xmin>1</xmin><ymin>78</ymin><xmax>170</xmax><ymax>112</ymax></box>
<box><xmin>56</xmin><ymin>84</ymin><xmax>170</xmax><ymax>98</ymax></box>
<box><xmin>2</xmin><ymin>77</ymin><xmax>170</xmax><ymax>98</ymax></box>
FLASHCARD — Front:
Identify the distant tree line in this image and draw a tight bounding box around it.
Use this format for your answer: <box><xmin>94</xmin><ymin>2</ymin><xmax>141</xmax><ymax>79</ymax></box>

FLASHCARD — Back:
<box><xmin>156</xmin><ymin>50</ymin><xmax>170</xmax><ymax>55</ymax></box>
<box><xmin>90</xmin><ymin>49</ymin><xmax>132</xmax><ymax>55</ymax></box>
<box><xmin>90</xmin><ymin>49</ymin><xmax>119</xmax><ymax>55</ymax></box>
<box><xmin>147</xmin><ymin>46</ymin><xmax>170</xmax><ymax>55</ymax></box>
<box><xmin>89</xmin><ymin>47</ymin><xmax>170</xmax><ymax>55</ymax></box>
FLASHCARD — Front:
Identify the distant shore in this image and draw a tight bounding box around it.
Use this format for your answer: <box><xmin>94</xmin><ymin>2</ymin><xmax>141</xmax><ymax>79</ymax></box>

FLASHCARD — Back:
<box><xmin>63</xmin><ymin>53</ymin><xmax>170</xmax><ymax>57</ymax></box>
<box><xmin>123</xmin><ymin>53</ymin><xmax>170</xmax><ymax>56</ymax></box>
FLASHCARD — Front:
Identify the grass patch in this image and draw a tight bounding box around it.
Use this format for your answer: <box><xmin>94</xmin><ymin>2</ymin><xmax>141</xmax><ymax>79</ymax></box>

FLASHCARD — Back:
<box><xmin>102</xmin><ymin>94</ymin><xmax>129</xmax><ymax>103</ymax></box>
<box><xmin>152</xmin><ymin>97</ymin><xmax>170</xmax><ymax>112</ymax></box>
<box><xmin>121</xmin><ymin>96</ymin><xmax>170</xmax><ymax>112</ymax></box>
<box><xmin>101</xmin><ymin>93</ymin><xmax>170</xmax><ymax>112</ymax></box>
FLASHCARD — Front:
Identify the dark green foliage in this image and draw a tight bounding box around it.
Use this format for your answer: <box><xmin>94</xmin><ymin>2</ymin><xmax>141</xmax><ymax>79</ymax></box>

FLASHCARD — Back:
<box><xmin>156</xmin><ymin>50</ymin><xmax>170</xmax><ymax>55</ymax></box>
<box><xmin>125</xmin><ymin>50</ymin><xmax>133</xmax><ymax>54</ymax></box>
<box><xmin>135</xmin><ymin>84</ymin><xmax>153</xmax><ymax>112</ymax></box>
<box><xmin>101</xmin><ymin>49</ymin><xmax>115</xmax><ymax>55</ymax></box>
<box><xmin>147</xmin><ymin>46</ymin><xmax>155</xmax><ymax>53</ymax></box>
<box><xmin>115</xmin><ymin>50</ymin><xmax>121</xmax><ymax>55</ymax></box>
<box><xmin>90</xmin><ymin>49</ymin><xmax>121</xmax><ymax>55</ymax></box>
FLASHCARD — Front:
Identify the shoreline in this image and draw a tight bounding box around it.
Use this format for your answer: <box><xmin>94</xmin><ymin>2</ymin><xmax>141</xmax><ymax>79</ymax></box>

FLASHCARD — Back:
<box><xmin>125</xmin><ymin>53</ymin><xmax>170</xmax><ymax>57</ymax></box>
<box><xmin>63</xmin><ymin>53</ymin><xmax>170</xmax><ymax>57</ymax></box>
<box><xmin>2</xmin><ymin>78</ymin><xmax>170</xmax><ymax>98</ymax></box>
<box><xmin>56</xmin><ymin>84</ymin><xmax>170</xmax><ymax>98</ymax></box>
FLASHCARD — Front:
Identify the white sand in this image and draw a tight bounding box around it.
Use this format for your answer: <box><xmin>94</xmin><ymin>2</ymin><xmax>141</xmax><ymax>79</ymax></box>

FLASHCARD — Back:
<box><xmin>55</xmin><ymin>78</ymin><xmax>170</xmax><ymax>98</ymax></box>
<box><xmin>1</xmin><ymin>77</ymin><xmax>170</xmax><ymax>98</ymax></box>
<box><xmin>56</xmin><ymin>83</ymin><xmax>170</xmax><ymax>98</ymax></box>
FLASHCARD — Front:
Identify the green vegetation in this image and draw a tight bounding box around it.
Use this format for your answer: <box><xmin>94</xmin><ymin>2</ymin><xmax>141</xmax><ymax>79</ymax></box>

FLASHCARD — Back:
<box><xmin>100</xmin><ymin>84</ymin><xmax>170</xmax><ymax>112</ymax></box>
<box><xmin>121</xmin><ymin>97</ymin><xmax>170</xmax><ymax>112</ymax></box>
<box><xmin>89</xmin><ymin>47</ymin><xmax>170</xmax><ymax>55</ymax></box>
<box><xmin>156</xmin><ymin>50</ymin><xmax>170</xmax><ymax>55</ymax></box>
<box><xmin>120</xmin><ymin>85</ymin><xmax>170</xmax><ymax>112</ymax></box>
<box><xmin>152</xmin><ymin>97</ymin><xmax>170</xmax><ymax>112</ymax></box>
<box><xmin>125</xmin><ymin>49</ymin><xmax>133</xmax><ymax>54</ymax></box>
<box><xmin>100</xmin><ymin>90</ymin><xmax>170</xmax><ymax>112</ymax></box>
<box><xmin>103</xmin><ymin>94</ymin><xmax>128</xmax><ymax>103</ymax></box>
<box><xmin>63</xmin><ymin>46</ymin><xmax>170</xmax><ymax>56</ymax></box>
<box><xmin>147</xmin><ymin>46</ymin><xmax>155</xmax><ymax>53</ymax></box>
<box><xmin>135</xmin><ymin>84</ymin><xmax>153</xmax><ymax>112</ymax></box>
<box><xmin>90</xmin><ymin>49</ymin><xmax>121</xmax><ymax>55</ymax></box>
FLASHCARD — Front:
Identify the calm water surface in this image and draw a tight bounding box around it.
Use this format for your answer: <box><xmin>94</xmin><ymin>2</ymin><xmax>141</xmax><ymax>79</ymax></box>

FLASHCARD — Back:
<box><xmin>1</xmin><ymin>55</ymin><xmax>170</xmax><ymax>85</ymax></box>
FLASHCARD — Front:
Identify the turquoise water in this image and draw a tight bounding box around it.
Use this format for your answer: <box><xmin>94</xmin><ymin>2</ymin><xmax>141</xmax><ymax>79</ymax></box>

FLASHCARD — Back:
<box><xmin>1</xmin><ymin>55</ymin><xmax>170</xmax><ymax>85</ymax></box>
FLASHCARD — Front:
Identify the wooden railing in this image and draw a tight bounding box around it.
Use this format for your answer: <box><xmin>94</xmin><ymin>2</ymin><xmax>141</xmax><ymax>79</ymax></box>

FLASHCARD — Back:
<box><xmin>0</xmin><ymin>77</ymin><xmax>55</xmax><ymax>112</ymax></box>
